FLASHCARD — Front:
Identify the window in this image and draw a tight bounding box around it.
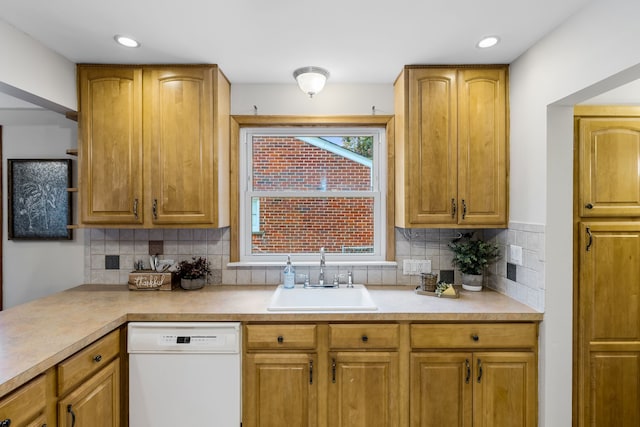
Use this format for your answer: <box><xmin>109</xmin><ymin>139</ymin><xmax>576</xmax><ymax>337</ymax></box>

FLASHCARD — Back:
<box><xmin>239</xmin><ymin>127</ymin><xmax>386</xmax><ymax>263</ymax></box>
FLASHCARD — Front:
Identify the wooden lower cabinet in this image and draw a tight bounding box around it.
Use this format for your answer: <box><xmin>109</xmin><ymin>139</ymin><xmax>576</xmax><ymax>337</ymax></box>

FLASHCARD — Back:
<box><xmin>244</xmin><ymin>322</ymin><xmax>537</xmax><ymax>427</ymax></box>
<box><xmin>328</xmin><ymin>351</ymin><xmax>399</xmax><ymax>427</ymax></box>
<box><xmin>577</xmin><ymin>222</ymin><xmax>640</xmax><ymax>426</ymax></box>
<box><xmin>0</xmin><ymin>374</ymin><xmax>47</xmax><ymax>427</ymax></box>
<box><xmin>58</xmin><ymin>358</ymin><xmax>120</xmax><ymax>427</ymax></box>
<box><xmin>244</xmin><ymin>353</ymin><xmax>318</xmax><ymax>427</ymax></box>
<box><xmin>410</xmin><ymin>351</ymin><xmax>536</xmax><ymax>427</ymax></box>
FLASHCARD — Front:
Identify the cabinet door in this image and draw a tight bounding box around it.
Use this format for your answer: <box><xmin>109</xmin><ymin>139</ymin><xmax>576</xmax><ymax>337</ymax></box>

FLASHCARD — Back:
<box><xmin>410</xmin><ymin>352</ymin><xmax>472</xmax><ymax>427</ymax></box>
<box><xmin>473</xmin><ymin>352</ymin><xmax>536</xmax><ymax>427</ymax></box>
<box><xmin>243</xmin><ymin>353</ymin><xmax>317</xmax><ymax>427</ymax></box>
<box><xmin>144</xmin><ymin>66</ymin><xmax>215</xmax><ymax>225</ymax></box>
<box><xmin>0</xmin><ymin>375</ymin><xmax>46</xmax><ymax>427</ymax></box>
<box><xmin>578</xmin><ymin>118</ymin><xmax>640</xmax><ymax>217</ymax></box>
<box><xmin>407</xmin><ymin>68</ymin><xmax>458</xmax><ymax>225</ymax></box>
<box><xmin>587</xmin><ymin>351</ymin><xmax>640</xmax><ymax>427</ymax></box>
<box><xmin>578</xmin><ymin>223</ymin><xmax>640</xmax><ymax>426</ymax></box>
<box><xmin>78</xmin><ymin>66</ymin><xmax>144</xmax><ymax>225</ymax></box>
<box><xmin>58</xmin><ymin>359</ymin><xmax>120</xmax><ymax>427</ymax></box>
<box><xmin>328</xmin><ymin>351</ymin><xmax>399</xmax><ymax>427</ymax></box>
<box><xmin>457</xmin><ymin>68</ymin><xmax>508</xmax><ymax>226</ymax></box>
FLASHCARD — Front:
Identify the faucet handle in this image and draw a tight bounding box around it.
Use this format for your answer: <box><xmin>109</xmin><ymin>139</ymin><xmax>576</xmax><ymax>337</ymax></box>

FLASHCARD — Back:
<box><xmin>347</xmin><ymin>271</ymin><xmax>354</xmax><ymax>288</ymax></box>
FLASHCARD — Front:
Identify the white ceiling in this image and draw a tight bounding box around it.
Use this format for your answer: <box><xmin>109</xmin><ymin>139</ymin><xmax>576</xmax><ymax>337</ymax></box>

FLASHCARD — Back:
<box><xmin>1</xmin><ymin>0</ymin><xmax>591</xmax><ymax>86</ymax></box>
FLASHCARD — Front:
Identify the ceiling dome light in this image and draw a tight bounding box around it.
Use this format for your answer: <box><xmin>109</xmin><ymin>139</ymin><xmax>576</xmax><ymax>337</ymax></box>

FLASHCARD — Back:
<box><xmin>477</xmin><ymin>36</ymin><xmax>500</xmax><ymax>49</ymax></box>
<box><xmin>293</xmin><ymin>66</ymin><xmax>330</xmax><ymax>98</ymax></box>
<box><xmin>114</xmin><ymin>35</ymin><xmax>140</xmax><ymax>48</ymax></box>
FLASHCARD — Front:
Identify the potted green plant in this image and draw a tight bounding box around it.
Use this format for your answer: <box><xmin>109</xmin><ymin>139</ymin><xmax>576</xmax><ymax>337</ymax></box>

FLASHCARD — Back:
<box><xmin>448</xmin><ymin>233</ymin><xmax>501</xmax><ymax>291</ymax></box>
<box><xmin>176</xmin><ymin>256</ymin><xmax>211</xmax><ymax>290</ymax></box>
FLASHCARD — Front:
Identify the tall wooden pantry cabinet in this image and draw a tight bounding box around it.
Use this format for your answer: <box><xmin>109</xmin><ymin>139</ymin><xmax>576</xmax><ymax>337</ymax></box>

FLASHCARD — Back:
<box><xmin>574</xmin><ymin>106</ymin><xmax>640</xmax><ymax>427</ymax></box>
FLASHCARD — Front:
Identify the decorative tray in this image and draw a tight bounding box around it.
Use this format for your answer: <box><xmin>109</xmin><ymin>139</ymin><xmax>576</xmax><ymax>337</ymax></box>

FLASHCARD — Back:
<box><xmin>414</xmin><ymin>286</ymin><xmax>460</xmax><ymax>299</ymax></box>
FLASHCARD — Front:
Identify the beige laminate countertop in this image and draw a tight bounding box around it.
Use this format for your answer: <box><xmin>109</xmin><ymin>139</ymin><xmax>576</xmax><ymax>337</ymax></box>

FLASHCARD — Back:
<box><xmin>0</xmin><ymin>284</ymin><xmax>541</xmax><ymax>397</ymax></box>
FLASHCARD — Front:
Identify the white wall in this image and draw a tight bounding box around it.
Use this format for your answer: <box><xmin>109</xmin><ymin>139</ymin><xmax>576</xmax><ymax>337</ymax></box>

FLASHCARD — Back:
<box><xmin>231</xmin><ymin>83</ymin><xmax>394</xmax><ymax>115</ymax></box>
<box><xmin>0</xmin><ymin>18</ymin><xmax>76</xmax><ymax>113</ymax></box>
<box><xmin>1</xmin><ymin>111</ymin><xmax>84</xmax><ymax>308</ymax></box>
<box><xmin>509</xmin><ymin>0</ymin><xmax>640</xmax><ymax>425</ymax></box>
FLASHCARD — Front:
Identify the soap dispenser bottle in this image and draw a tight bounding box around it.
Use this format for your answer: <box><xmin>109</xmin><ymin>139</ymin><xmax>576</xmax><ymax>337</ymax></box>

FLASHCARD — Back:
<box><xmin>283</xmin><ymin>255</ymin><xmax>295</xmax><ymax>289</ymax></box>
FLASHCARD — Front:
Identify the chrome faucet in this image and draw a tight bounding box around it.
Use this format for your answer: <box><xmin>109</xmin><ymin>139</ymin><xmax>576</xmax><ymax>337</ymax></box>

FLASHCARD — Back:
<box><xmin>318</xmin><ymin>247</ymin><xmax>326</xmax><ymax>286</ymax></box>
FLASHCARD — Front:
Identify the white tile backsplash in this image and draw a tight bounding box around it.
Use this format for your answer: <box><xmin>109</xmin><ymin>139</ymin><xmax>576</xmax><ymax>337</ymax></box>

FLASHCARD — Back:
<box><xmin>84</xmin><ymin>223</ymin><xmax>545</xmax><ymax>311</ymax></box>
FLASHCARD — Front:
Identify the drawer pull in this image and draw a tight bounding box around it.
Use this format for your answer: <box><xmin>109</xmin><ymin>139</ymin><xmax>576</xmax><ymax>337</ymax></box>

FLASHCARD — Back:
<box><xmin>277</xmin><ymin>335</ymin><xmax>284</xmax><ymax>343</ymax></box>
<box><xmin>1</xmin><ymin>418</ymin><xmax>11</xmax><ymax>427</ymax></box>
<box><xmin>361</xmin><ymin>335</ymin><xmax>369</xmax><ymax>343</ymax></box>
<box><xmin>471</xmin><ymin>334</ymin><xmax>479</xmax><ymax>342</ymax></box>
<box><xmin>93</xmin><ymin>354</ymin><xmax>103</xmax><ymax>362</ymax></box>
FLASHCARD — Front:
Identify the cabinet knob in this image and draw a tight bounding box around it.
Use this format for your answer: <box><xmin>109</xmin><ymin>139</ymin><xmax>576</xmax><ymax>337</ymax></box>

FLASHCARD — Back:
<box><xmin>277</xmin><ymin>335</ymin><xmax>284</xmax><ymax>343</ymax></box>
<box><xmin>361</xmin><ymin>335</ymin><xmax>369</xmax><ymax>343</ymax></box>
<box><xmin>585</xmin><ymin>203</ymin><xmax>594</xmax><ymax>209</ymax></box>
<box><xmin>471</xmin><ymin>334</ymin><xmax>479</xmax><ymax>342</ymax></box>
<box><xmin>93</xmin><ymin>354</ymin><xmax>103</xmax><ymax>363</ymax></box>
<box><xmin>1</xmin><ymin>418</ymin><xmax>12</xmax><ymax>427</ymax></box>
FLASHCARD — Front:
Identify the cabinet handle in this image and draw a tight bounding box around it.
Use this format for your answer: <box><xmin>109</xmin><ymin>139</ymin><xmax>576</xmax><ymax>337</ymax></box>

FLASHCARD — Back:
<box><xmin>133</xmin><ymin>198</ymin><xmax>139</xmax><ymax>219</ymax></box>
<box><xmin>309</xmin><ymin>360</ymin><xmax>314</xmax><ymax>384</ymax></box>
<box><xmin>152</xmin><ymin>199</ymin><xmax>158</xmax><ymax>220</ymax></box>
<box><xmin>67</xmin><ymin>404</ymin><xmax>76</xmax><ymax>427</ymax></box>
<box><xmin>471</xmin><ymin>334</ymin><xmax>479</xmax><ymax>342</ymax></box>
<box><xmin>0</xmin><ymin>418</ymin><xmax>11</xmax><ymax>427</ymax></box>
<box><xmin>585</xmin><ymin>203</ymin><xmax>594</xmax><ymax>209</ymax></box>
<box><xmin>451</xmin><ymin>198</ymin><xmax>457</xmax><ymax>218</ymax></box>
<box><xmin>277</xmin><ymin>335</ymin><xmax>284</xmax><ymax>343</ymax></box>
<box><xmin>332</xmin><ymin>358</ymin><xmax>337</xmax><ymax>383</ymax></box>
<box><xmin>462</xmin><ymin>199</ymin><xmax>467</xmax><ymax>220</ymax></box>
<box><xmin>361</xmin><ymin>335</ymin><xmax>368</xmax><ymax>343</ymax></box>
<box><xmin>586</xmin><ymin>227</ymin><xmax>593</xmax><ymax>252</ymax></box>
<box><xmin>465</xmin><ymin>359</ymin><xmax>471</xmax><ymax>384</ymax></box>
<box><xmin>477</xmin><ymin>359</ymin><xmax>483</xmax><ymax>383</ymax></box>
<box><xmin>93</xmin><ymin>354</ymin><xmax>102</xmax><ymax>363</ymax></box>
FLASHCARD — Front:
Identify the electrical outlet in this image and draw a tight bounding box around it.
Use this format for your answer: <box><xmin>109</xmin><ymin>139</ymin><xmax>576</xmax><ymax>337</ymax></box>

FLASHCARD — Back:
<box><xmin>509</xmin><ymin>245</ymin><xmax>523</xmax><ymax>266</ymax></box>
<box><xmin>403</xmin><ymin>259</ymin><xmax>432</xmax><ymax>275</ymax></box>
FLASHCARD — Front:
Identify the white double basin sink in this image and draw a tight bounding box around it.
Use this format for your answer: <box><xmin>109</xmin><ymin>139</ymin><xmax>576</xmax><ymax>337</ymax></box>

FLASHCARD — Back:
<box><xmin>267</xmin><ymin>284</ymin><xmax>378</xmax><ymax>311</ymax></box>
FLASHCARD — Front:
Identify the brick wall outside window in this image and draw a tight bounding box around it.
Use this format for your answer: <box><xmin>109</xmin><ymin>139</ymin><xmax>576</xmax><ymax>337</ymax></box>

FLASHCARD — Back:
<box><xmin>252</xmin><ymin>136</ymin><xmax>373</xmax><ymax>253</ymax></box>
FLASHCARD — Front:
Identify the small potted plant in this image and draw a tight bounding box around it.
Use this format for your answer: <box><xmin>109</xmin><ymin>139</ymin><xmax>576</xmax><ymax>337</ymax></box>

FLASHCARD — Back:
<box><xmin>448</xmin><ymin>233</ymin><xmax>501</xmax><ymax>291</ymax></box>
<box><xmin>176</xmin><ymin>256</ymin><xmax>211</xmax><ymax>290</ymax></box>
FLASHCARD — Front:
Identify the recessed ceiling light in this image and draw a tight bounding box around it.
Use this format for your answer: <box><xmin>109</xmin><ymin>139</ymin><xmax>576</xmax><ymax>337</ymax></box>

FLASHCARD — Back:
<box><xmin>114</xmin><ymin>35</ymin><xmax>140</xmax><ymax>48</ymax></box>
<box><xmin>477</xmin><ymin>36</ymin><xmax>500</xmax><ymax>49</ymax></box>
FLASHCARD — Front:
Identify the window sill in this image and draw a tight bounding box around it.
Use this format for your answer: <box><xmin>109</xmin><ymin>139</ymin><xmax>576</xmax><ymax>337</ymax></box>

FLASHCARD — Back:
<box><xmin>227</xmin><ymin>261</ymin><xmax>398</xmax><ymax>268</ymax></box>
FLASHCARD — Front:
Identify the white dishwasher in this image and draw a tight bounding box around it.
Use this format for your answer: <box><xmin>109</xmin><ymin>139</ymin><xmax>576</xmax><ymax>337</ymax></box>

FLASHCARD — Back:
<box><xmin>128</xmin><ymin>322</ymin><xmax>241</xmax><ymax>427</ymax></box>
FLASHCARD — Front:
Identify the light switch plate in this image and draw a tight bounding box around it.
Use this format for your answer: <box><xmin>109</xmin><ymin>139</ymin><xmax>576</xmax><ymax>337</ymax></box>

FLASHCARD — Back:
<box><xmin>509</xmin><ymin>245</ymin><xmax>523</xmax><ymax>266</ymax></box>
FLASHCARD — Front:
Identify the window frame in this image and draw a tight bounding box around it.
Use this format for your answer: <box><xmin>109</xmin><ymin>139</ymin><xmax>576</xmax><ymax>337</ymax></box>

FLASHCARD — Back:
<box><xmin>230</xmin><ymin>115</ymin><xmax>395</xmax><ymax>265</ymax></box>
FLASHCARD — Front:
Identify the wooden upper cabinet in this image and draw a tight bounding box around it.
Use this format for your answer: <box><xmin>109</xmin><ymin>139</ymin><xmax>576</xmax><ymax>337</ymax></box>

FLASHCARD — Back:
<box><xmin>144</xmin><ymin>67</ymin><xmax>214</xmax><ymax>225</ymax></box>
<box><xmin>457</xmin><ymin>68</ymin><xmax>508</xmax><ymax>226</ymax></box>
<box><xmin>577</xmin><ymin>116</ymin><xmax>640</xmax><ymax>217</ymax></box>
<box><xmin>78</xmin><ymin>64</ymin><xmax>230</xmax><ymax>228</ymax></box>
<box><xmin>395</xmin><ymin>65</ymin><xmax>508</xmax><ymax>228</ymax></box>
<box><xmin>78</xmin><ymin>66</ymin><xmax>144</xmax><ymax>225</ymax></box>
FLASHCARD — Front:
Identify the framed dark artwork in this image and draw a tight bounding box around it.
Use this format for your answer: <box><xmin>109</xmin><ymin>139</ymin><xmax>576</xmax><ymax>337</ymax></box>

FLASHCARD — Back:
<box><xmin>8</xmin><ymin>159</ymin><xmax>72</xmax><ymax>240</ymax></box>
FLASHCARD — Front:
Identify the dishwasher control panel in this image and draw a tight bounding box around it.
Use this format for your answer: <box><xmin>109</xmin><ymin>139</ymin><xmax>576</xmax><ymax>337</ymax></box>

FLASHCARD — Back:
<box><xmin>128</xmin><ymin>322</ymin><xmax>240</xmax><ymax>353</ymax></box>
<box><xmin>162</xmin><ymin>335</ymin><xmax>221</xmax><ymax>345</ymax></box>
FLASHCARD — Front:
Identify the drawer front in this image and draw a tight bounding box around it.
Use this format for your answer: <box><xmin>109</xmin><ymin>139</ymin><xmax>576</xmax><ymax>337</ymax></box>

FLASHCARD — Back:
<box><xmin>0</xmin><ymin>374</ymin><xmax>46</xmax><ymax>426</ymax></box>
<box><xmin>58</xmin><ymin>328</ymin><xmax>120</xmax><ymax>395</ymax></box>
<box><xmin>329</xmin><ymin>324</ymin><xmax>400</xmax><ymax>349</ymax></box>
<box><xmin>411</xmin><ymin>323</ymin><xmax>537</xmax><ymax>349</ymax></box>
<box><xmin>246</xmin><ymin>324</ymin><xmax>317</xmax><ymax>350</ymax></box>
